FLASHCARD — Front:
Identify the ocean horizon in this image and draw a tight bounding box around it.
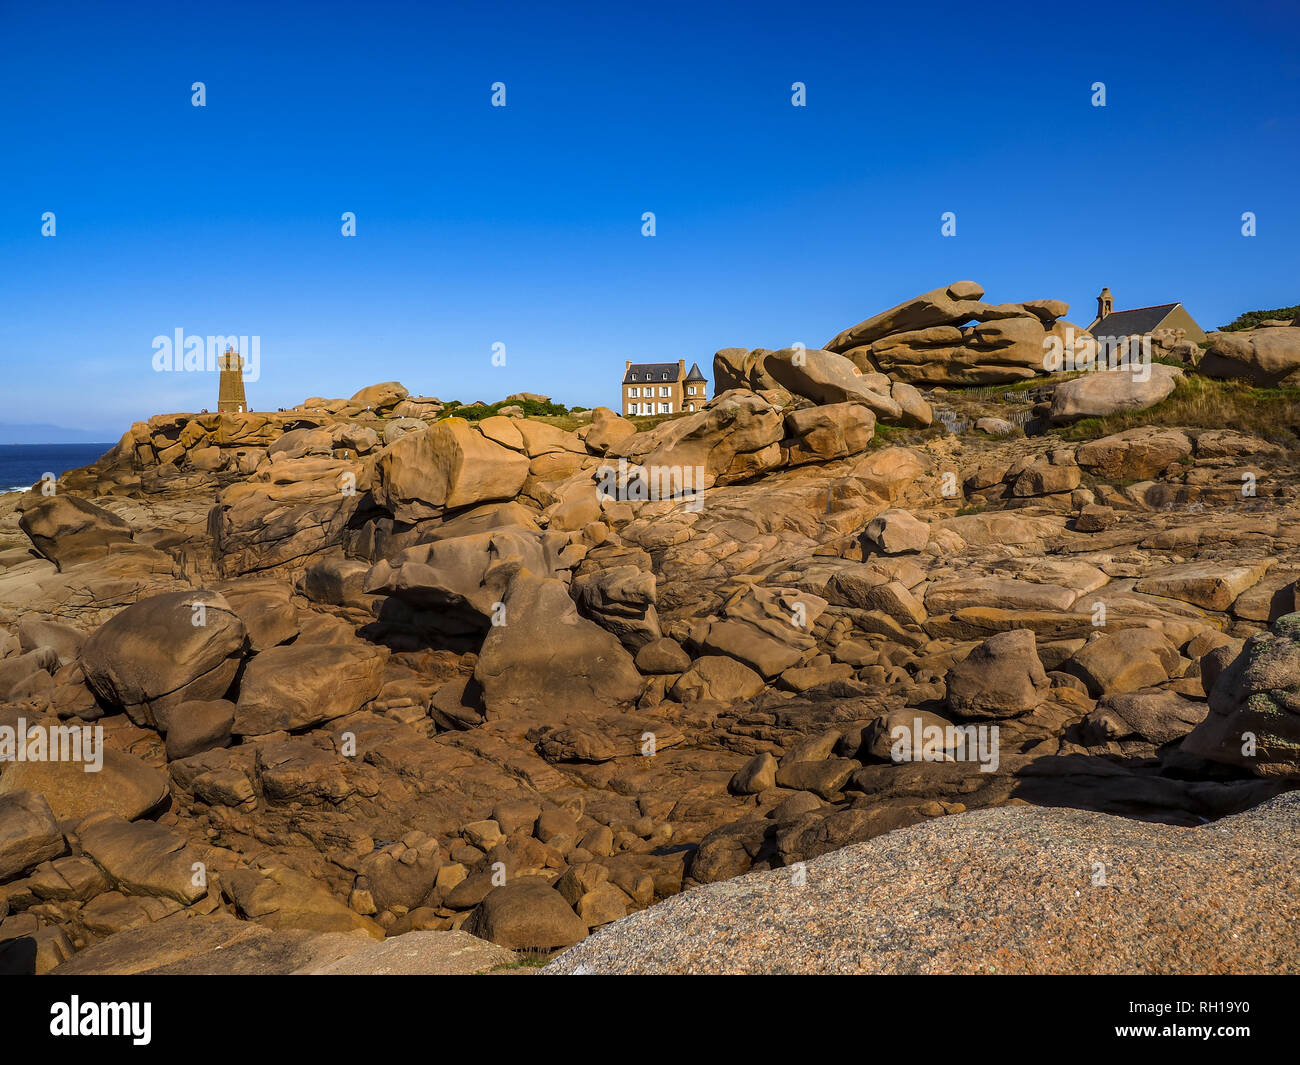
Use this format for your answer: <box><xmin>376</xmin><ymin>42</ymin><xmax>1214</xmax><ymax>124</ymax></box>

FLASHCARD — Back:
<box><xmin>0</xmin><ymin>442</ymin><xmax>114</xmax><ymax>494</ymax></box>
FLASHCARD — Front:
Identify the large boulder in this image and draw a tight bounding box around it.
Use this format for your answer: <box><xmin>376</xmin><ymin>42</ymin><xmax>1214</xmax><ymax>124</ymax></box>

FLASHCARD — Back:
<box><xmin>1182</xmin><ymin>612</ymin><xmax>1300</xmax><ymax>778</ymax></box>
<box><xmin>582</xmin><ymin>408</ymin><xmax>637</xmax><ymax>454</ymax></box>
<box><xmin>222</xmin><ymin>859</ymin><xmax>383</xmax><ymax>937</ymax></box>
<box><xmin>18</xmin><ymin>617</ymin><xmax>85</xmax><ymax>668</ymax></box>
<box><xmin>473</xmin><ymin>573</ymin><xmax>643</xmax><ymax>726</ymax></box>
<box><xmin>782</xmin><ymin>403</ymin><xmax>876</xmax><ymax>465</ymax></box>
<box><xmin>822</xmin><ymin>282</ymin><xmax>1085</xmax><ymax>387</ymax></box>
<box><xmin>18</xmin><ymin>495</ymin><xmax>134</xmax><ymax>570</ymax></box>
<box><xmin>210</xmin><ymin>456</ymin><xmax>365</xmax><ymax>576</ymax></box>
<box><xmin>1199</xmin><ymin>328</ymin><xmax>1300</xmax><ymax>386</ymax></box>
<box><xmin>77</xmin><ymin>815</ymin><xmax>207</xmax><ymax>904</ymax></box>
<box><xmin>762</xmin><ymin>349</ymin><xmax>901</xmax><ymax>418</ymax></box>
<box><xmin>946</xmin><ymin>629</ymin><xmax>1049</xmax><ymax>718</ymax></box>
<box><xmin>864</xmin><ymin>509</ymin><xmax>929</xmax><ymax>554</ymax></box>
<box><xmin>609</xmin><ymin>391</ymin><xmax>784</xmax><ymax>489</ymax></box>
<box><xmin>464</xmin><ymin>877</ymin><xmax>589</xmax><ymax>950</ymax></box>
<box><xmin>216</xmin><ymin>582</ymin><xmax>300</xmax><ymax>651</ymax></box>
<box><xmin>79</xmin><ymin>589</ymin><xmax>247</xmax><ymax>726</ymax></box>
<box><xmin>366</xmin><ymin>527</ymin><xmax>574</xmax><ymax>632</ymax></box>
<box><xmin>697</xmin><ymin>586</ymin><xmax>824</xmax><ymax>679</ymax></box>
<box><xmin>233</xmin><ymin>643</ymin><xmax>388</xmax><ymax>736</ymax></box>
<box><xmin>824</xmin><ymin>281</ymin><xmax>989</xmax><ymax>352</ymax></box>
<box><xmin>1082</xmin><ymin>689</ymin><xmax>1207</xmax><ymax>746</ymax></box>
<box><xmin>0</xmin><ymin>790</ymin><xmax>64</xmax><ymax>879</ymax></box>
<box><xmin>298</xmin><ymin>557</ymin><xmax>371</xmax><ymax>608</ymax></box>
<box><xmin>542</xmin><ymin>795</ymin><xmax>1300</xmax><ymax>974</ymax></box>
<box><xmin>349</xmin><ymin>381</ymin><xmax>409</xmax><ymax>412</ymax></box>
<box><xmin>0</xmin><ymin>747</ymin><xmax>170</xmax><ymax>822</ymax></box>
<box><xmin>571</xmin><ymin>548</ymin><xmax>660</xmax><ymax>651</ymax></box>
<box><xmin>1075</xmin><ymin>427</ymin><xmax>1193</xmax><ymax>481</ymax></box>
<box><xmin>375</xmin><ymin>419</ymin><xmax>530</xmax><ymax>522</ymax></box>
<box><xmin>670</xmin><ymin>656</ymin><xmax>765</xmax><ymax>704</ymax></box>
<box><xmin>713</xmin><ymin>347</ymin><xmax>773</xmax><ymax>394</ymax></box>
<box><xmin>1049</xmin><ymin>363</ymin><xmax>1184</xmax><ymax>423</ymax></box>
<box><xmin>156</xmin><ymin>700</ymin><xmax>236</xmax><ymax>761</ymax></box>
<box><xmin>1065</xmin><ymin>630</ymin><xmax>1180</xmax><ymax>697</ymax></box>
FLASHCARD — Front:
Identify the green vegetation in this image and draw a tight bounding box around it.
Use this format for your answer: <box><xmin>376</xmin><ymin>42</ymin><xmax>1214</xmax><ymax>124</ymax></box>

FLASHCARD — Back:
<box><xmin>1218</xmin><ymin>306</ymin><xmax>1300</xmax><ymax>331</ymax></box>
<box><xmin>1054</xmin><ymin>374</ymin><xmax>1300</xmax><ymax>447</ymax></box>
<box><xmin>441</xmin><ymin>397</ymin><xmax>573</xmax><ymax>420</ymax></box>
<box><xmin>487</xmin><ymin>952</ymin><xmax>551</xmax><ymax>971</ymax></box>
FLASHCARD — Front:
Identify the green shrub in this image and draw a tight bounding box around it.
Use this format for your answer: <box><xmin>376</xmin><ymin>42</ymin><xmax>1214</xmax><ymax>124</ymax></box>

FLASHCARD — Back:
<box><xmin>1218</xmin><ymin>306</ymin><xmax>1300</xmax><ymax>331</ymax></box>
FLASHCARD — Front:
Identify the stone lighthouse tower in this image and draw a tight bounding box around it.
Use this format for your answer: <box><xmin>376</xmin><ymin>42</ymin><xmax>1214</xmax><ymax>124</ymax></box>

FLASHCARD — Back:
<box><xmin>217</xmin><ymin>346</ymin><xmax>248</xmax><ymax>413</ymax></box>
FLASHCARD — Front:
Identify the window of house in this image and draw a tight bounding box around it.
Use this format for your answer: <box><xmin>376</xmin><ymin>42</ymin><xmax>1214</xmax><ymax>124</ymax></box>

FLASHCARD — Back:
<box><xmin>662</xmin><ymin>373</ymin><xmax>668</xmax><ymax>380</ymax></box>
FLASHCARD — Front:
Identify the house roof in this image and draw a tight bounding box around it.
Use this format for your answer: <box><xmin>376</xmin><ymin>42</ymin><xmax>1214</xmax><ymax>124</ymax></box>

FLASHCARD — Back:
<box><xmin>685</xmin><ymin>361</ymin><xmax>707</xmax><ymax>382</ymax></box>
<box><xmin>623</xmin><ymin>362</ymin><xmax>681</xmax><ymax>384</ymax></box>
<box><xmin>1092</xmin><ymin>303</ymin><xmax>1181</xmax><ymax>338</ymax></box>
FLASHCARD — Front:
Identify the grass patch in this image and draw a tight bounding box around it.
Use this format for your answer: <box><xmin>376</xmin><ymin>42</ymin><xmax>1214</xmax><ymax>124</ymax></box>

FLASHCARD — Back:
<box><xmin>866</xmin><ymin>422</ymin><xmax>945</xmax><ymax>450</ymax></box>
<box><xmin>488</xmin><ymin>952</ymin><xmax>551</xmax><ymax>971</ymax></box>
<box><xmin>1053</xmin><ymin>374</ymin><xmax>1300</xmax><ymax>446</ymax></box>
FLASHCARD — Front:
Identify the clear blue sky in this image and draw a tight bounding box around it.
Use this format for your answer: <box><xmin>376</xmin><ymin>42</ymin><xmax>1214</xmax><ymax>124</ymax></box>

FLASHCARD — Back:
<box><xmin>1</xmin><ymin>0</ymin><xmax>1296</xmax><ymax>437</ymax></box>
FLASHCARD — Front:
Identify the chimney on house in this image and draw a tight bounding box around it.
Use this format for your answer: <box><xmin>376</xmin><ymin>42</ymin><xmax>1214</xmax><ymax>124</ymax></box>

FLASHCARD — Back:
<box><xmin>677</xmin><ymin>359</ymin><xmax>685</xmax><ymax>379</ymax></box>
<box><xmin>1097</xmin><ymin>287</ymin><xmax>1113</xmax><ymax>321</ymax></box>
<box><xmin>625</xmin><ymin>360</ymin><xmax>631</xmax><ymax>371</ymax></box>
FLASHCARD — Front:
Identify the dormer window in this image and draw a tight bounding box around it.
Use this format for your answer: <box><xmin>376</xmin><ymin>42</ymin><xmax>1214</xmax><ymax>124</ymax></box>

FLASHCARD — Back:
<box><xmin>662</xmin><ymin>373</ymin><xmax>668</xmax><ymax>380</ymax></box>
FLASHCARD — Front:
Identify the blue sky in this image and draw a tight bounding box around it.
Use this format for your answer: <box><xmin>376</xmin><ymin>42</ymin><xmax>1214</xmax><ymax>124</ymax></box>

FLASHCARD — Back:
<box><xmin>1</xmin><ymin>0</ymin><xmax>1296</xmax><ymax>438</ymax></box>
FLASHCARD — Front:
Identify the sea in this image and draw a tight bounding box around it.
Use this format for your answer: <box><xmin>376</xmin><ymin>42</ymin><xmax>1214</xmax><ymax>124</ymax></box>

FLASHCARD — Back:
<box><xmin>0</xmin><ymin>443</ymin><xmax>115</xmax><ymax>494</ymax></box>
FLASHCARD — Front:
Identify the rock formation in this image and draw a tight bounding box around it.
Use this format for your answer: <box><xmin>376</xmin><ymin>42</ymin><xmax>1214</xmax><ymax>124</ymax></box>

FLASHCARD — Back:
<box><xmin>2</xmin><ymin>283</ymin><xmax>1297</xmax><ymax>975</ymax></box>
<box><xmin>821</xmin><ymin>281</ymin><xmax>1093</xmax><ymax>386</ymax></box>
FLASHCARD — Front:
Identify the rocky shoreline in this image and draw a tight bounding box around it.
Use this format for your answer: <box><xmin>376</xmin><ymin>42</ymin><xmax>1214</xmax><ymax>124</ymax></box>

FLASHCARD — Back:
<box><xmin>2</xmin><ymin>281</ymin><xmax>1298</xmax><ymax>975</ymax></box>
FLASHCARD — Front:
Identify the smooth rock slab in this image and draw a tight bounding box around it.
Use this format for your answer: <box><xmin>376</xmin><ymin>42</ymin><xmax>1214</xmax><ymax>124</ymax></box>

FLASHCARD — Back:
<box><xmin>0</xmin><ymin>747</ymin><xmax>169</xmax><ymax>822</ymax></box>
<box><xmin>543</xmin><ymin>794</ymin><xmax>1300</xmax><ymax>974</ymax></box>
<box><xmin>49</xmin><ymin>913</ymin><xmax>378</xmax><ymax>975</ymax></box>
<box><xmin>297</xmin><ymin>929</ymin><xmax>519</xmax><ymax>974</ymax></box>
<box><xmin>1135</xmin><ymin>562</ymin><xmax>1271</xmax><ymax>612</ymax></box>
<box><xmin>77</xmin><ymin>814</ymin><xmax>206</xmax><ymax>904</ymax></box>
